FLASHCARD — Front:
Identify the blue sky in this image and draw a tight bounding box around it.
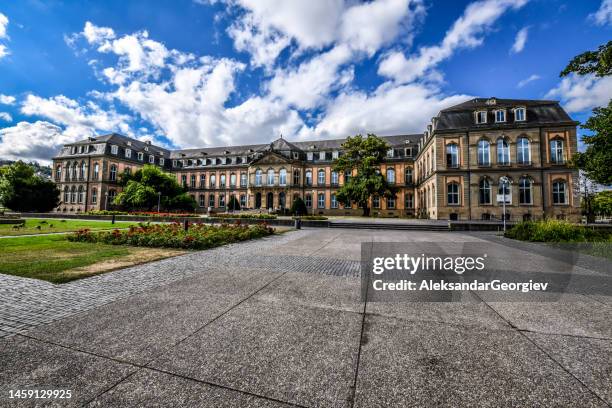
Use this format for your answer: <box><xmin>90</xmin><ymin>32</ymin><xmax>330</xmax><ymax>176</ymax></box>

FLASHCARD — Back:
<box><xmin>0</xmin><ymin>0</ymin><xmax>610</xmax><ymax>163</ymax></box>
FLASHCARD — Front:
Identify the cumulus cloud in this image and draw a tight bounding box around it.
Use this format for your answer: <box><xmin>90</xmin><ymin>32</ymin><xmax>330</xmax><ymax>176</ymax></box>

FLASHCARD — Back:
<box><xmin>378</xmin><ymin>0</ymin><xmax>528</xmax><ymax>83</ymax></box>
<box><xmin>0</xmin><ymin>12</ymin><xmax>8</xmax><ymax>39</ymax></box>
<box><xmin>589</xmin><ymin>0</ymin><xmax>612</xmax><ymax>26</ymax></box>
<box><xmin>0</xmin><ymin>112</ymin><xmax>12</xmax><ymax>122</ymax></box>
<box><xmin>517</xmin><ymin>74</ymin><xmax>540</xmax><ymax>88</ymax></box>
<box><xmin>0</xmin><ymin>121</ymin><xmax>74</xmax><ymax>163</ymax></box>
<box><xmin>510</xmin><ymin>27</ymin><xmax>528</xmax><ymax>54</ymax></box>
<box><xmin>546</xmin><ymin>74</ymin><xmax>612</xmax><ymax>113</ymax></box>
<box><xmin>0</xmin><ymin>94</ymin><xmax>15</xmax><ymax>105</ymax></box>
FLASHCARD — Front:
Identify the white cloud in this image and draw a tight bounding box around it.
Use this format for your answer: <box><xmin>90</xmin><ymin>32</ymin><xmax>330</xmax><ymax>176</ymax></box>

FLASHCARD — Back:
<box><xmin>83</xmin><ymin>21</ymin><xmax>115</xmax><ymax>44</ymax></box>
<box><xmin>546</xmin><ymin>74</ymin><xmax>612</xmax><ymax>113</ymax></box>
<box><xmin>0</xmin><ymin>12</ymin><xmax>8</xmax><ymax>39</ymax></box>
<box><xmin>227</xmin><ymin>14</ymin><xmax>290</xmax><ymax>68</ymax></box>
<box><xmin>0</xmin><ymin>121</ymin><xmax>74</xmax><ymax>163</ymax></box>
<box><xmin>379</xmin><ymin>0</ymin><xmax>529</xmax><ymax>83</ymax></box>
<box><xmin>510</xmin><ymin>27</ymin><xmax>528</xmax><ymax>54</ymax></box>
<box><xmin>517</xmin><ymin>74</ymin><xmax>540</xmax><ymax>88</ymax></box>
<box><xmin>0</xmin><ymin>112</ymin><xmax>11</xmax><ymax>122</ymax></box>
<box><xmin>589</xmin><ymin>0</ymin><xmax>612</xmax><ymax>26</ymax></box>
<box><xmin>0</xmin><ymin>94</ymin><xmax>15</xmax><ymax>105</ymax></box>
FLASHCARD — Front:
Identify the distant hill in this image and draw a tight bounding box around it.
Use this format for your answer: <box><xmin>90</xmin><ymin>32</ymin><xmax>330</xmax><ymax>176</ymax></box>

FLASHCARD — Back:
<box><xmin>0</xmin><ymin>160</ymin><xmax>52</xmax><ymax>179</ymax></box>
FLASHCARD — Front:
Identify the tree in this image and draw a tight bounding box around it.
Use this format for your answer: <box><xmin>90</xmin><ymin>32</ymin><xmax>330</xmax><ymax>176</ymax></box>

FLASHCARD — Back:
<box><xmin>561</xmin><ymin>41</ymin><xmax>612</xmax><ymax>185</ymax></box>
<box><xmin>332</xmin><ymin>134</ymin><xmax>397</xmax><ymax>216</ymax></box>
<box><xmin>0</xmin><ymin>161</ymin><xmax>59</xmax><ymax>212</ymax></box>
<box><xmin>290</xmin><ymin>197</ymin><xmax>307</xmax><ymax>216</ymax></box>
<box><xmin>575</xmin><ymin>172</ymin><xmax>598</xmax><ymax>223</ymax></box>
<box><xmin>113</xmin><ymin>165</ymin><xmax>195</xmax><ymax>211</ymax></box>
<box><xmin>227</xmin><ymin>195</ymin><xmax>241</xmax><ymax>212</ymax></box>
<box><xmin>560</xmin><ymin>41</ymin><xmax>612</xmax><ymax>78</ymax></box>
<box><xmin>592</xmin><ymin>191</ymin><xmax>612</xmax><ymax>218</ymax></box>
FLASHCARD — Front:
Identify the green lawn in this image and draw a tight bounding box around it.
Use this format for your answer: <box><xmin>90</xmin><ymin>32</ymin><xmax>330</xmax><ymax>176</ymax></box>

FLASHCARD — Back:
<box><xmin>0</xmin><ymin>234</ymin><xmax>184</xmax><ymax>283</ymax></box>
<box><xmin>0</xmin><ymin>218</ymin><xmax>138</xmax><ymax>236</ymax></box>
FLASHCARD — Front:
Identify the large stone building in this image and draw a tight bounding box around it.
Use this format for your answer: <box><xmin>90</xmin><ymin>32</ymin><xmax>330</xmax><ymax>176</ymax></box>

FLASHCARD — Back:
<box><xmin>52</xmin><ymin>97</ymin><xmax>580</xmax><ymax>221</ymax></box>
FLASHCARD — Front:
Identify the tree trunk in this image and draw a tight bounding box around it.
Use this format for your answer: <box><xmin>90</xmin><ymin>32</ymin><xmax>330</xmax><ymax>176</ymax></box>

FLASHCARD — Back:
<box><xmin>362</xmin><ymin>204</ymin><xmax>370</xmax><ymax>217</ymax></box>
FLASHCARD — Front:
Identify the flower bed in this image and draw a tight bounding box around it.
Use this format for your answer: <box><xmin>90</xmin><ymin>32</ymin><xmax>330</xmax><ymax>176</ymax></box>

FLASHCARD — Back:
<box><xmin>212</xmin><ymin>213</ymin><xmax>277</xmax><ymax>220</ymax></box>
<box><xmin>86</xmin><ymin>210</ymin><xmax>129</xmax><ymax>215</ymax></box>
<box><xmin>85</xmin><ymin>210</ymin><xmax>200</xmax><ymax>217</ymax></box>
<box><xmin>67</xmin><ymin>222</ymin><xmax>274</xmax><ymax>250</ymax></box>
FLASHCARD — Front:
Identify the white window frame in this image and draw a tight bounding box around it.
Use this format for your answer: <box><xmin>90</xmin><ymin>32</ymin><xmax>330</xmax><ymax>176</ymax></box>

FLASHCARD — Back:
<box><xmin>494</xmin><ymin>109</ymin><xmax>506</xmax><ymax>123</ymax></box>
<box><xmin>307</xmin><ymin>152</ymin><xmax>313</xmax><ymax>161</ymax></box>
<box><xmin>514</xmin><ymin>107</ymin><xmax>526</xmax><ymax>122</ymax></box>
<box><xmin>111</xmin><ymin>145</ymin><xmax>118</xmax><ymax>155</ymax></box>
<box><xmin>159</xmin><ymin>158</ymin><xmax>165</xmax><ymax>166</ymax></box>
<box><xmin>125</xmin><ymin>148</ymin><xmax>132</xmax><ymax>158</ymax></box>
<box><xmin>475</xmin><ymin>111</ymin><xmax>487</xmax><ymax>124</ymax></box>
<box><xmin>138</xmin><ymin>152</ymin><xmax>144</xmax><ymax>161</ymax></box>
<box><xmin>149</xmin><ymin>155</ymin><xmax>155</xmax><ymax>164</ymax></box>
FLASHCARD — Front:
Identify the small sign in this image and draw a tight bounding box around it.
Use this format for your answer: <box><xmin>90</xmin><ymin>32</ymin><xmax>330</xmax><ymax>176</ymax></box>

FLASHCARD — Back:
<box><xmin>496</xmin><ymin>194</ymin><xmax>511</xmax><ymax>203</ymax></box>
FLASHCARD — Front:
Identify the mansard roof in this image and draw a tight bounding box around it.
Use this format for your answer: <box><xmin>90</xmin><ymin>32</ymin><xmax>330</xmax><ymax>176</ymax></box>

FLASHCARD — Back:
<box><xmin>70</xmin><ymin>133</ymin><xmax>171</xmax><ymax>155</ymax></box>
<box><xmin>435</xmin><ymin>97</ymin><xmax>576</xmax><ymax>131</ymax></box>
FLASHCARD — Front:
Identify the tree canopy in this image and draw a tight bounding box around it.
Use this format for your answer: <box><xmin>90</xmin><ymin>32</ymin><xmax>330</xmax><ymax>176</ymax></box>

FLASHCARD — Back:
<box><xmin>113</xmin><ymin>165</ymin><xmax>195</xmax><ymax>211</ymax></box>
<box><xmin>332</xmin><ymin>134</ymin><xmax>396</xmax><ymax>216</ymax></box>
<box><xmin>0</xmin><ymin>161</ymin><xmax>60</xmax><ymax>212</ymax></box>
<box><xmin>560</xmin><ymin>41</ymin><xmax>612</xmax><ymax>78</ymax></box>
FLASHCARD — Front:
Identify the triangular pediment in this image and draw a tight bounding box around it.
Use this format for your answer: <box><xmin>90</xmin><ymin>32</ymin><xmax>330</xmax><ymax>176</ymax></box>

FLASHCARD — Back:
<box><xmin>251</xmin><ymin>151</ymin><xmax>293</xmax><ymax>165</ymax></box>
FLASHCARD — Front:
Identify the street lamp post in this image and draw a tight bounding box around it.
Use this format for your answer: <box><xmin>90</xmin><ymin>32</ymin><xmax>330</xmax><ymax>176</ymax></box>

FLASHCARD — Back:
<box><xmin>104</xmin><ymin>191</ymin><xmax>109</xmax><ymax>211</ymax></box>
<box><xmin>312</xmin><ymin>189</ymin><xmax>316</xmax><ymax>216</ymax></box>
<box><xmin>499</xmin><ymin>176</ymin><xmax>511</xmax><ymax>233</ymax></box>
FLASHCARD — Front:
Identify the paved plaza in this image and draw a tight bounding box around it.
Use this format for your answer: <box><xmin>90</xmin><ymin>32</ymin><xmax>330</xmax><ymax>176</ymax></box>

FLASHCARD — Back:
<box><xmin>0</xmin><ymin>228</ymin><xmax>611</xmax><ymax>407</ymax></box>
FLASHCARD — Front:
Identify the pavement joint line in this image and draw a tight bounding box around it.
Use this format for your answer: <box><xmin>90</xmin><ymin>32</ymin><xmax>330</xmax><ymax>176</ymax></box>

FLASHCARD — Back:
<box><xmin>348</xmin><ymin>238</ymin><xmax>372</xmax><ymax>408</ymax></box>
<box><xmin>516</xmin><ymin>328</ymin><xmax>612</xmax><ymax>342</ymax></box>
<box><xmin>470</xmin><ymin>290</ymin><xmax>612</xmax><ymax>408</ymax></box>
<box><xmin>362</xmin><ymin>311</ymin><xmax>515</xmax><ymax>331</ymax></box>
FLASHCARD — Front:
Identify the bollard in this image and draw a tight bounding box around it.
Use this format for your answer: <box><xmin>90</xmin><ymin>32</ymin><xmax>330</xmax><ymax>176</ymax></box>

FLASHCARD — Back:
<box><xmin>184</xmin><ymin>219</ymin><xmax>189</xmax><ymax>231</ymax></box>
<box><xmin>111</xmin><ymin>214</ymin><xmax>115</xmax><ymax>224</ymax></box>
<box><xmin>294</xmin><ymin>218</ymin><xmax>301</xmax><ymax>229</ymax></box>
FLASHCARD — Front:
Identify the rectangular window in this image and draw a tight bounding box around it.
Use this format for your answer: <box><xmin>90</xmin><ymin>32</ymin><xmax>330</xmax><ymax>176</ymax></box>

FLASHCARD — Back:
<box><xmin>405</xmin><ymin>193</ymin><xmax>413</xmax><ymax>208</ymax></box>
<box><xmin>190</xmin><ymin>175</ymin><xmax>196</xmax><ymax>188</ymax></box>
<box><xmin>514</xmin><ymin>107</ymin><xmax>526</xmax><ymax>121</ymax></box>
<box><xmin>210</xmin><ymin>174</ymin><xmax>216</xmax><ymax>188</ymax></box>
<box><xmin>199</xmin><ymin>195</ymin><xmax>205</xmax><ymax>207</ymax></box>
<box><xmin>125</xmin><ymin>148</ymin><xmax>131</xmax><ymax>158</ymax></box>
<box><xmin>475</xmin><ymin>111</ymin><xmax>487</xmax><ymax>124</ymax></box>
<box><xmin>208</xmin><ymin>194</ymin><xmax>215</xmax><ymax>208</ymax></box>
<box><xmin>111</xmin><ymin>145</ymin><xmax>118</xmax><ymax>155</ymax></box>
<box><xmin>138</xmin><ymin>152</ymin><xmax>144</xmax><ymax>161</ymax></box>
<box><xmin>240</xmin><ymin>195</ymin><xmax>247</xmax><ymax>207</ymax></box>
<box><xmin>318</xmin><ymin>193</ymin><xmax>325</xmax><ymax>209</ymax></box>
<box><xmin>317</xmin><ymin>170</ymin><xmax>325</xmax><ymax>185</ymax></box>
<box><xmin>220</xmin><ymin>174</ymin><xmax>226</xmax><ymax>187</ymax></box>
<box><xmin>149</xmin><ymin>155</ymin><xmax>155</xmax><ymax>164</ymax></box>
<box><xmin>387</xmin><ymin>197</ymin><xmax>396</xmax><ymax>209</ymax></box>
<box><xmin>331</xmin><ymin>194</ymin><xmax>338</xmax><ymax>209</ymax></box>
<box><xmin>372</xmin><ymin>196</ymin><xmax>380</xmax><ymax>208</ymax></box>
<box><xmin>91</xmin><ymin>189</ymin><xmax>97</xmax><ymax>204</ymax></box>
<box><xmin>332</xmin><ymin>151</ymin><xmax>339</xmax><ymax>159</ymax></box>
<box><xmin>331</xmin><ymin>171</ymin><xmax>339</xmax><ymax>185</ymax></box>
<box><xmin>405</xmin><ymin>169</ymin><xmax>413</xmax><ymax>185</ymax></box>
<box><xmin>319</xmin><ymin>152</ymin><xmax>325</xmax><ymax>161</ymax></box>
<box><xmin>305</xmin><ymin>194</ymin><xmax>312</xmax><ymax>208</ymax></box>
<box><xmin>200</xmin><ymin>174</ymin><xmax>206</xmax><ymax>188</ymax></box>
<box><xmin>387</xmin><ymin>149</ymin><xmax>394</xmax><ymax>158</ymax></box>
<box><xmin>181</xmin><ymin>175</ymin><xmax>187</xmax><ymax>187</ymax></box>
<box><xmin>240</xmin><ymin>173</ymin><xmax>247</xmax><ymax>187</ymax></box>
<box><xmin>495</xmin><ymin>110</ymin><xmax>506</xmax><ymax>122</ymax></box>
<box><xmin>159</xmin><ymin>158</ymin><xmax>164</xmax><ymax>166</ymax></box>
<box><xmin>219</xmin><ymin>194</ymin><xmax>226</xmax><ymax>207</ymax></box>
<box><xmin>230</xmin><ymin>173</ymin><xmax>237</xmax><ymax>187</ymax></box>
<box><xmin>307</xmin><ymin>152</ymin><xmax>313</xmax><ymax>161</ymax></box>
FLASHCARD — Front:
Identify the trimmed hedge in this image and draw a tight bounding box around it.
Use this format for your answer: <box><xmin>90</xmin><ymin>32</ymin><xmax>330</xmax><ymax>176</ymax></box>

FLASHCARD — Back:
<box><xmin>505</xmin><ymin>220</ymin><xmax>612</xmax><ymax>242</ymax></box>
<box><xmin>68</xmin><ymin>222</ymin><xmax>275</xmax><ymax>250</ymax></box>
<box><xmin>212</xmin><ymin>213</ymin><xmax>277</xmax><ymax>220</ymax></box>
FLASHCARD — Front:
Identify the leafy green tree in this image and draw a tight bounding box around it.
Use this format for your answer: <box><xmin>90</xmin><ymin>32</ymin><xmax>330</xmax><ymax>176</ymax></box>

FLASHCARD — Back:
<box><xmin>561</xmin><ymin>41</ymin><xmax>612</xmax><ymax>185</ymax></box>
<box><xmin>227</xmin><ymin>195</ymin><xmax>241</xmax><ymax>211</ymax></box>
<box><xmin>592</xmin><ymin>191</ymin><xmax>612</xmax><ymax>217</ymax></box>
<box><xmin>332</xmin><ymin>134</ymin><xmax>397</xmax><ymax>216</ymax></box>
<box><xmin>113</xmin><ymin>165</ymin><xmax>195</xmax><ymax>211</ymax></box>
<box><xmin>560</xmin><ymin>41</ymin><xmax>612</xmax><ymax>78</ymax></box>
<box><xmin>290</xmin><ymin>197</ymin><xmax>307</xmax><ymax>216</ymax></box>
<box><xmin>0</xmin><ymin>161</ymin><xmax>59</xmax><ymax>212</ymax></box>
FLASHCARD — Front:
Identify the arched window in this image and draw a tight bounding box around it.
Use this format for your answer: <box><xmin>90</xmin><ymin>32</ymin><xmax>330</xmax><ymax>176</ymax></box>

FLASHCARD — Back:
<box><xmin>331</xmin><ymin>171</ymin><xmax>339</xmax><ymax>185</ymax></box>
<box><xmin>279</xmin><ymin>169</ymin><xmax>287</xmax><ymax>186</ymax></box>
<box><xmin>552</xmin><ymin>180</ymin><xmax>567</xmax><ymax>204</ymax></box>
<box><xmin>77</xmin><ymin>186</ymin><xmax>84</xmax><ymax>203</ymax></box>
<box><xmin>305</xmin><ymin>170</ymin><xmax>312</xmax><ymax>186</ymax></box>
<box><xmin>293</xmin><ymin>170</ymin><xmax>300</xmax><ymax>185</ymax></box>
<box><xmin>230</xmin><ymin>173</ymin><xmax>237</xmax><ymax>187</ymax></box>
<box><xmin>519</xmin><ymin>177</ymin><xmax>532</xmax><ymax>204</ymax></box>
<box><xmin>91</xmin><ymin>188</ymin><xmax>97</xmax><ymax>204</ymax></box>
<box><xmin>550</xmin><ymin>139</ymin><xmax>564</xmax><ymax>164</ymax></box>
<box><xmin>498</xmin><ymin>179</ymin><xmax>510</xmax><ymax>196</ymax></box>
<box><xmin>199</xmin><ymin>194</ymin><xmax>205</xmax><ymax>207</ymax></box>
<box><xmin>55</xmin><ymin>165</ymin><xmax>62</xmax><ymax>180</ymax></box>
<box><xmin>70</xmin><ymin>186</ymin><xmax>77</xmax><ymax>203</ymax></box>
<box><xmin>255</xmin><ymin>169</ymin><xmax>262</xmax><ymax>186</ymax></box>
<box><xmin>317</xmin><ymin>169</ymin><xmax>325</xmax><ymax>185</ymax></box>
<box><xmin>267</xmin><ymin>169</ymin><xmax>275</xmax><ymax>185</ymax></box>
<box><xmin>210</xmin><ymin>174</ymin><xmax>217</xmax><ymax>188</ymax></box>
<box><xmin>405</xmin><ymin>168</ymin><xmax>413</xmax><ymax>185</ymax></box>
<box><xmin>331</xmin><ymin>194</ymin><xmax>338</xmax><ymax>208</ymax></box>
<box><xmin>478</xmin><ymin>140</ymin><xmax>490</xmax><ymax>166</ymax></box>
<box><xmin>190</xmin><ymin>174</ymin><xmax>196</xmax><ymax>188</ymax></box>
<box><xmin>479</xmin><ymin>178</ymin><xmax>491</xmax><ymax>204</ymax></box>
<box><xmin>386</xmin><ymin>168</ymin><xmax>395</xmax><ymax>184</ymax></box>
<box><xmin>517</xmin><ymin>137</ymin><xmax>530</xmax><ymax>164</ymax></box>
<box><xmin>497</xmin><ymin>138</ymin><xmax>510</xmax><ymax>165</ymax></box>
<box><xmin>63</xmin><ymin>186</ymin><xmax>70</xmax><ymax>203</ymax></box>
<box><xmin>109</xmin><ymin>165</ymin><xmax>117</xmax><ymax>181</ymax></box>
<box><xmin>220</xmin><ymin>174</ymin><xmax>226</xmax><ymax>187</ymax></box>
<box><xmin>240</xmin><ymin>172</ymin><xmax>247</xmax><ymax>187</ymax></box>
<box><xmin>447</xmin><ymin>182</ymin><xmax>460</xmax><ymax>205</ymax></box>
<box><xmin>446</xmin><ymin>144</ymin><xmax>459</xmax><ymax>168</ymax></box>
<box><xmin>67</xmin><ymin>163</ymin><xmax>74</xmax><ymax>180</ymax></box>
<box><xmin>93</xmin><ymin>163</ymin><xmax>99</xmax><ymax>180</ymax></box>
<box><xmin>80</xmin><ymin>161</ymin><xmax>86</xmax><ymax>179</ymax></box>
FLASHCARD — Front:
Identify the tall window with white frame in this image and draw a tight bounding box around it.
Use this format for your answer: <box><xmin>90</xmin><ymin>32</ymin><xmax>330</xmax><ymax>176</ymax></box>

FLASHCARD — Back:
<box><xmin>331</xmin><ymin>194</ymin><xmax>338</xmax><ymax>209</ymax></box>
<box><xmin>372</xmin><ymin>196</ymin><xmax>380</xmax><ymax>208</ymax></box>
<box><xmin>497</xmin><ymin>138</ymin><xmax>510</xmax><ymax>165</ymax></box>
<box><xmin>514</xmin><ymin>107</ymin><xmax>526</xmax><ymax>121</ymax></box>
<box><xmin>386</xmin><ymin>168</ymin><xmax>395</xmax><ymax>184</ymax></box>
<box><xmin>552</xmin><ymin>180</ymin><xmax>567</xmax><ymax>204</ymax></box>
<box><xmin>279</xmin><ymin>169</ymin><xmax>287</xmax><ymax>186</ymax></box>
<box><xmin>305</xmin><ymin>194</ymin><xmax>312</xmax><ymax>208</ymax></box>
<box><xmin>267</xmin><ymin>169</ymin><xmax>275</xmax><ymax>186</ymax></box>
<box><xmin>91</xmin><ymin>188</ymin><xmax>97</xmax><ymax>204</ymax></box>
<box><xmin>109</xmin><ymin>165</ymin><xmax>117</xmax><ymax>181</ymax></box>
<box><xmin>447</xmin><ymin>182</ymin><xmax>460</xmax><ymax>205</ymax></box>
<box><xmin>550</xmin><ymin>139</ymin><xmax>564</xmax><ymax>164</ymax></box>
<box><xmin>255</xmin><ymin>170</ymin><xmax>262</xmax><ymax>186</ymax></box>
<box><xmin>446</xmin><ymin>143</ymin><xmax>459</xmax><ymax>168</ymax></box>
<box><xmin>479</xmin><ymin>178</ymin><xmax>491</xmax><ymax>204</ymax></box>
<box><xmin>293</xmin><ymin>170</ymin><xmax>300</xmax><ymax>186</ymax></box>
<box><xmin>387</xmin><ymin>196</ymin><xmax>396</xmax><ymax>209</ymax></box>
<box><xmin>519</xmin><ymin>177</ymin><xmax>532</xmax><ymax>204</ymax></box>
<box><xmin>317</xmin><ymin>169</ymin><xmax>325</xmax><ymax>185</ymax></box>
<box><xmin>317</xmin><ymin>193</ymin><xmax>325</xmax><ymax>209</ymax></box>
<box><xmin>405</xmin><ymin>168</ymin><xmax>413</xmax><ymax>185</ymax></box>
<box><xmin>240</xmin><ymin>172</ymin><xmax>247</xmax><ymax>187</ymax></box>
<box><xmin>305</xmin><ymin>170</ymin><xmax>312</xmax><ymax>186</ymax></box>
<box><xmin>331</xmin><ymin>171</ymin><xmax>339</xmax><ymax>186</ymax></box>
<box><xmin>495</xmin><ymin>109</ymin><xmax>506</xmax><ymax>122</ymax></box>
<box><xmin>517</xmin><ymin>137</ymin><xmax>530</xmax><ymax>164</ymax></box>
<box><xmin>478</xmin><ymin>140</ymin><xmax>490</xmax><ymax>166</ymax></box>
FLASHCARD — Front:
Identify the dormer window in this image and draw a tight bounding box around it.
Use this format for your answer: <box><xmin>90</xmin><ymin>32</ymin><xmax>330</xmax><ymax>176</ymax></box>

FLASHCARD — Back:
<box><xmin>475</xmin><ymin>111</ymin><xmax>487</xmax><ymax>124</ymax></box>
<box><xmin>138</xmin><ymin>152</ymin><xmax>144</xmax><ymax>161</ymax></box>
<box><xmin>111</xmin><ymin>145</ymin><xmax>118</xmax><ymax>155</ymax></box>
<box><xmin>125</xmin><ymin>148</ymin><xmax>132</xmax><ymax>158</ymax></box>
<box><xmin>514</xmin><ymin>107</ymin><xmax>526</xmax><ymax>122</ymax></box>
<box><xmin>495</xmin><ymin>110</ymin><xmax>506</xmax><ymax>123</ymax></box>
<box><xmin>159</xmin><ymin>158</ymin><xmax>165</xmax><ymax>166</ymax></box>
<box><xmin>149</xmin><ymin>155</ymin><xmax>155</xmax><ymax>164</ymax></box>
<box><xmin>144</xmin><ymin>146</ymin><xmax>149</xmax><ymax>152</ymax></box>
<box><xmin>319</xmin><ymin>151</ymin><xmax>325</xmax><ymax>160</ymax></box>
<box><xmin>307</xmin><ymin>152</ymin><xmax>313</xmax><ymax>161</ymax></box>
<box><xmin>387</xmin><ymin>149</ymin><xmax>394</xmax><ymax>158</ymax></box>
<box><xmin>172</xmin><ymin>160</ymin><xmax>178</xmax><ymax>167</ymax></box>
<box><xmin>405</xmin><ymin>147</ymin><xmax>413</xmax><ymax>157</ymax></box>
<box><xmin>332</xmin><ymin>151</ymin><xmax>339</xmax><ymax>159</ymax></box>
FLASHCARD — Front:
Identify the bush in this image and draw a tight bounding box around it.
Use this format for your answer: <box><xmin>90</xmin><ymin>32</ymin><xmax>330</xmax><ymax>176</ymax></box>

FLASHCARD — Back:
<box><xmin>86</xmin><ymin>210</ymin><xmax>128</xmax><ymax>215</ymax></box>
<box><xmin>505</xmin><ymin>220</ymin><xmax>611</xmax><ymax>242</ymax></box>
<box><xmin>68</xmin><ymin>222</ymin><xmax>275</xmax><ymax>250</ymax></box>
<box><xmin>293</xmin><ymin>215</ymin><xmax>328</xmax><ymax>220</ymax></box>
<box><xmin>212</xmin><ymin>213</ymin><xmax>277</xmax><ymax>219</ymax></box>
<box><xmin>290</xmin><ymin>197</ymin><xmax>307</xmax><ymax>216</ymax></box>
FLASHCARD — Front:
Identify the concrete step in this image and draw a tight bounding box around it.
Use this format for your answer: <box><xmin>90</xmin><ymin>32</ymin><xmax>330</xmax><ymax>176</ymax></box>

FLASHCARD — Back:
<box><xmin>329</xmin><ymin>222</ymin><xmax>449</xmax><ymax>231</ymax></box>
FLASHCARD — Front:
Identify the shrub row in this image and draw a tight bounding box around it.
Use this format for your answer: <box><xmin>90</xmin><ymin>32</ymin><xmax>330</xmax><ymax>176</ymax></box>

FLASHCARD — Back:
<box><xmin>68</xmin><ymin>222</ymin><xmax>275</xmax><ymax>250</ymax></box>
<box><xmin>212</xmin><ymin>213</ymin><xmax>277</xmax><ymax>220</ymax></box>
<box><xmin>292</xmin><ymin>215</ymin><xmax>328</xmax><ymax>220</ymax></box>
<box><xmin>85</xmin><ymin>210</ymin><xmax>200</xmax><ymax>217</ymax></box>
<box><xmin>505</xmin><ymin>220</ymin><xmax>612</xmax><ymax>242</ymax></box>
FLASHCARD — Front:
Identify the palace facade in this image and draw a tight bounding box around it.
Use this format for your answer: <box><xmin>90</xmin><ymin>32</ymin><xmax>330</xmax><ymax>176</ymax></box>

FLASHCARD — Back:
<box><xmin>52</xmin><ymin>97</ymin><xmax>580</xmax><ymax>221</ymax></box>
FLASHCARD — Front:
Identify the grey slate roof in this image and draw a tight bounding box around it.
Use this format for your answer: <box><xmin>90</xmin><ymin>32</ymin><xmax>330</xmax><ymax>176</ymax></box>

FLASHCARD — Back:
<box><xmin>70</xmin><ymin>133</ymin><xmax>171</xmax><ymax>156</ymax></box>
<box><xmin>436</xmin><ymin>98</ymin><xmax>575</xmax><ymax>131</ymax></box>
